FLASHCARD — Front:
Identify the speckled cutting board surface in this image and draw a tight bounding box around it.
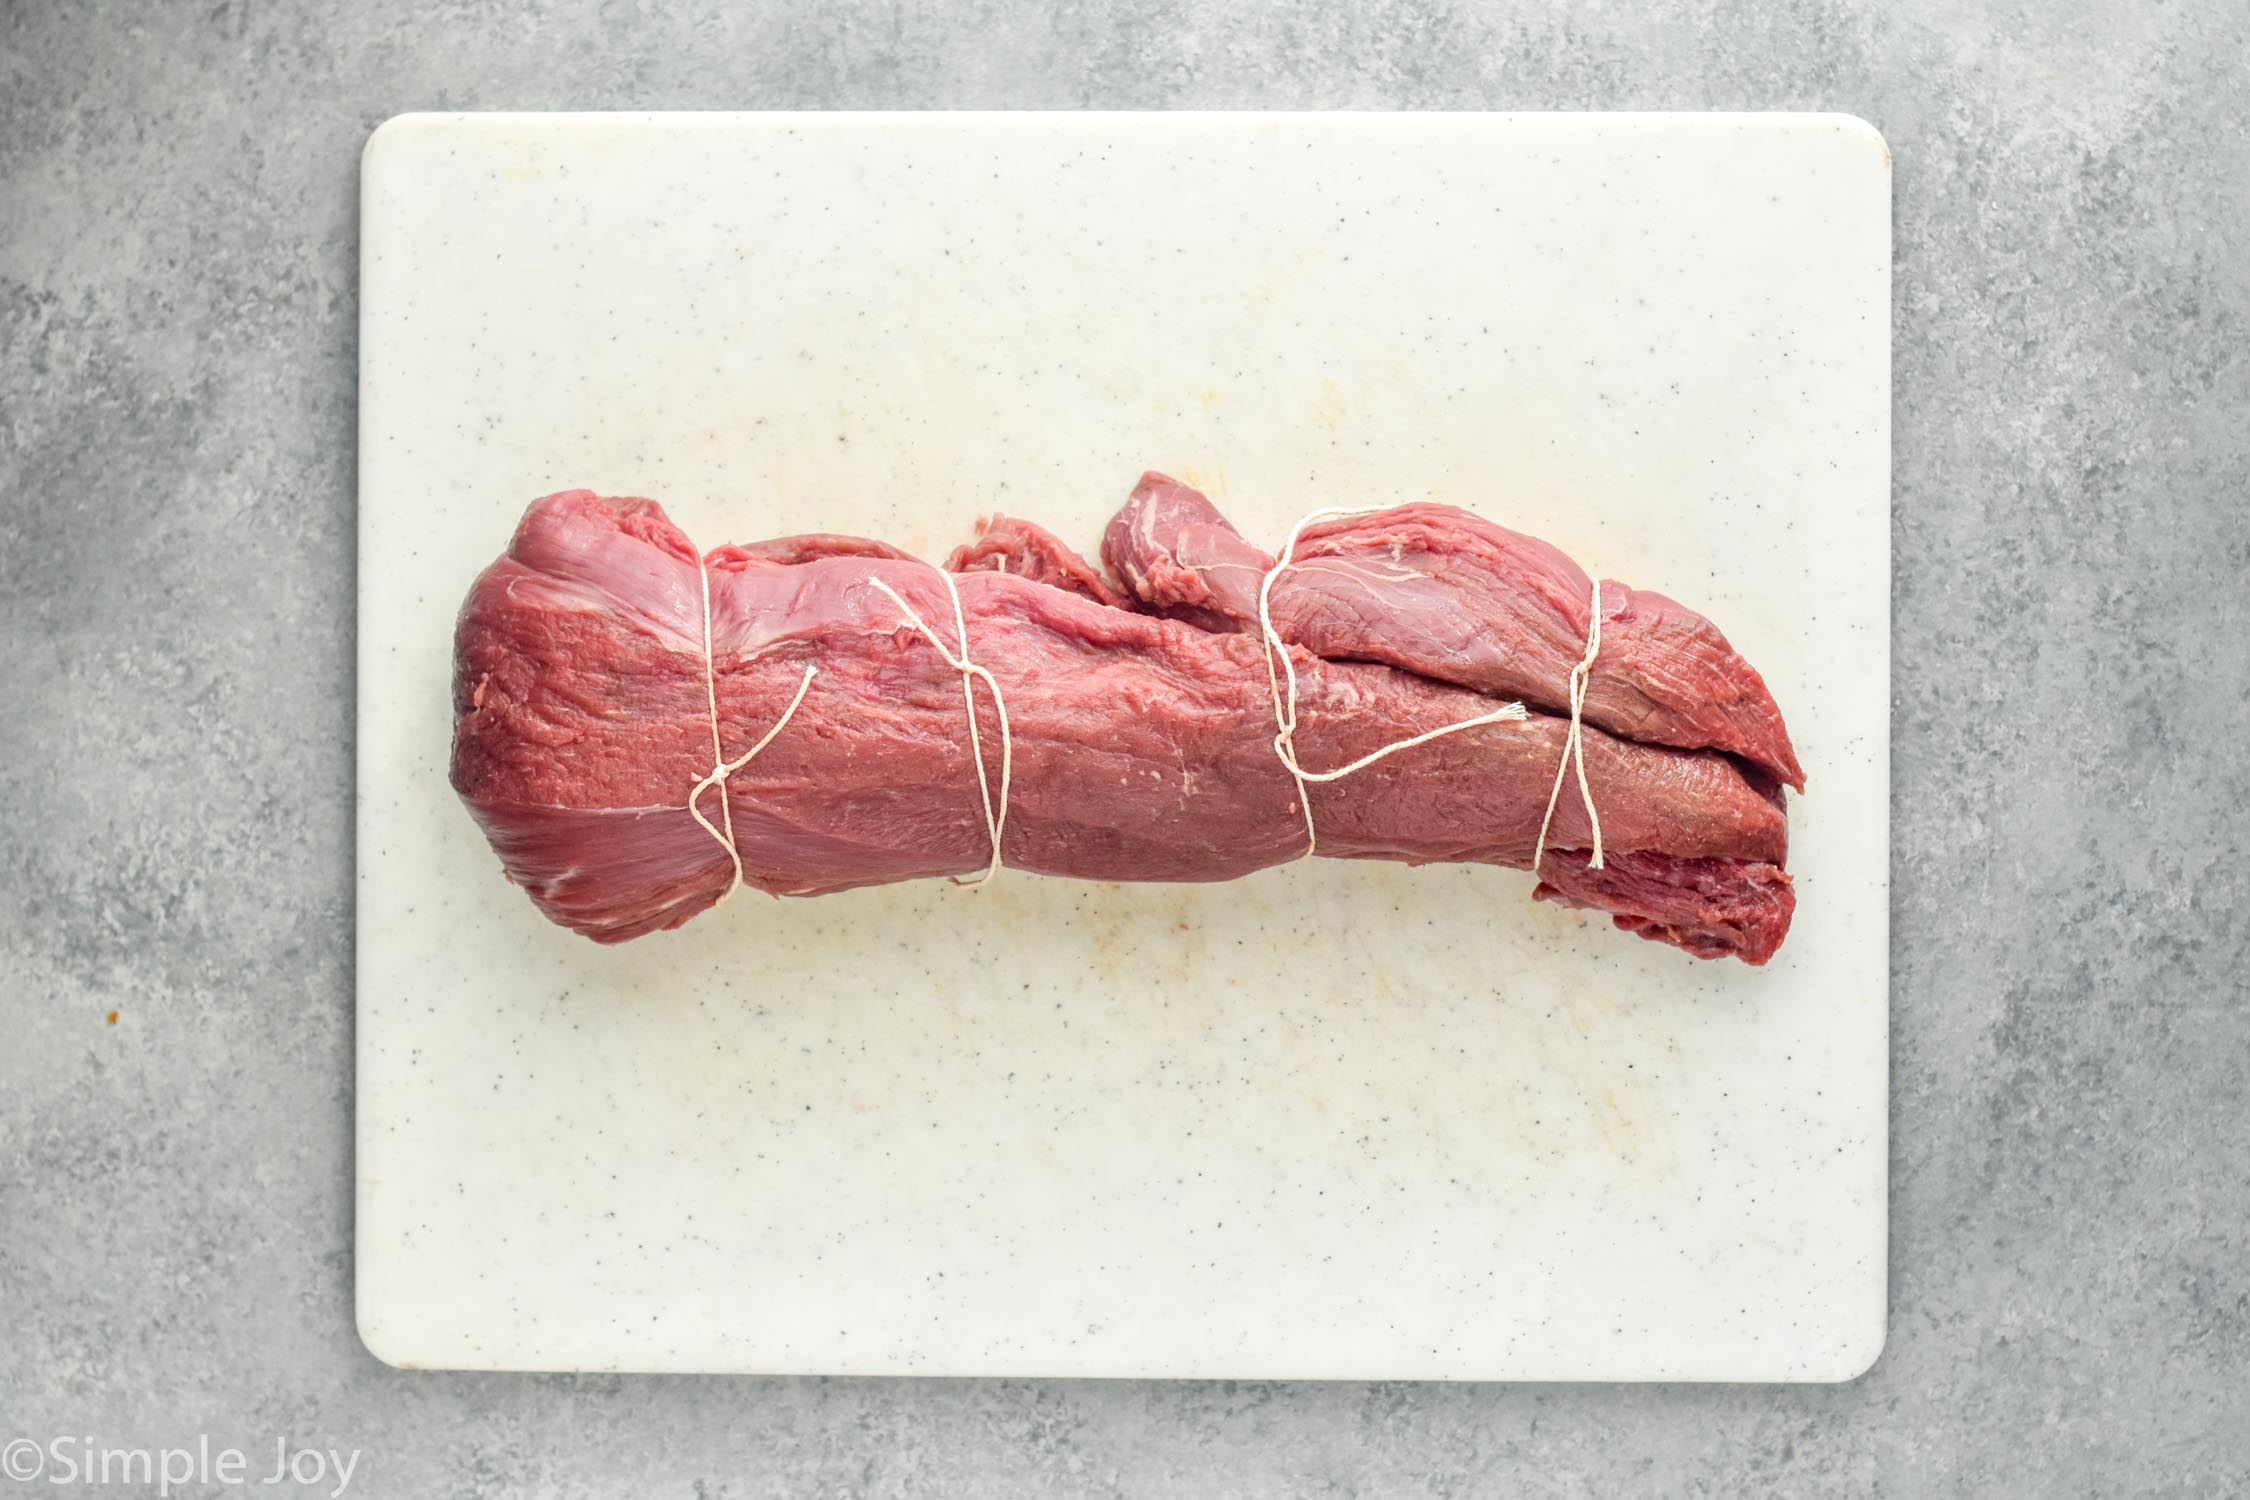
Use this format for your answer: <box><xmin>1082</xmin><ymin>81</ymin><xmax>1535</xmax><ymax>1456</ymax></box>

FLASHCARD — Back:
<box><xmin>356</xmin><ymin>111</ymin><xmax>1890</xmax><ymax>1380</ymax></box>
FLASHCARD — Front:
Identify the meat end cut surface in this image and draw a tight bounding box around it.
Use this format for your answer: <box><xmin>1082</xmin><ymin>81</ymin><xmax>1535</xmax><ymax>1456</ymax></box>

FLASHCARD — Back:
<box><xmin>451</xmin><ymin>476</ymin><xmax>1801</xmax><ymax>961</ymax></box>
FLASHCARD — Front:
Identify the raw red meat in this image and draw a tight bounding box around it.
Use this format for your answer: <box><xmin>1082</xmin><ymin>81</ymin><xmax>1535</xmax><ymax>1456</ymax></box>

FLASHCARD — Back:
<box><xmin>1103</xmin><ymin>472</ymin><xmax>1806</xmax><ymax>789</ymax></box>
<box><xmin>947</xmin><ymin>515</ymin><xmax>1136</xmax><ymax>609</ymax></box>
<box><xmin>452</xmin><ymin>481</ymin><xmax>1800</xmax><ymax>961</ymax></box>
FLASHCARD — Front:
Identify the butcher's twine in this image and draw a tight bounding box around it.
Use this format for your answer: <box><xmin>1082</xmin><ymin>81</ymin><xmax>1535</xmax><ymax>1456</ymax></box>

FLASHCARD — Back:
<box><xmin>687</xmin><ymin>554</ymin><xmax>819</xmax><ymax>901</ymax></box>
<box><xmin>685</xmin><ymin>511</ymin><xmax>1597</xmax><ymax>895</ymax></box>
<box><xmin>1532</xmin><ymin>578</ymin><xmax>1606</xmax><ymax>874</ymax></box>
<box><xmin>1255</xmin><ymin>507</ymin><xmax>1603</xmax><ymax>872</ymax></box>
<box><xmin>867</xmin><ymin>570</ymin><xmax>1014</xmax><ymax>888</ymax></box>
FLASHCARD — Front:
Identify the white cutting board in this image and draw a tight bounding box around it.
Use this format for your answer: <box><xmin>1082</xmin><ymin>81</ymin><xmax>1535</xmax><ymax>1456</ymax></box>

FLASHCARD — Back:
<box><xmin>357</xmin><ymin>112</ymin><xmax>1890</xmax><ymax>1380</ymax></box>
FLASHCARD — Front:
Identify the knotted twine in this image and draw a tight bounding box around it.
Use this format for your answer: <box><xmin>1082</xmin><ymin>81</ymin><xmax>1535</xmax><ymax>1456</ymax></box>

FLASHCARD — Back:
<box><xmin>1254</xmin><ymin>507</ymin><xmax>1605</xmax><ymax>873</ymax></box>
<box><xmin>865</xmin><ymin>571</ymin><xmax>1013</xmax><ymax>888</ymax></box>
<box><xmin>685</xmin><ymin>551</ymin><xmax>1012</xmax><ymax>894</ymax></box>
<box><xmin>1533</xmin><ymin>577</ymin><xmax>1606</xmax><ymax>873</ymax></box>
<box><xmin>686</xmin><ymin>554</ymin><xmax>819</xmax><ymax>902</ymax></box>
<box><xmin>687</xmin><ymin>510</ymin><xmax>1602</xmax><ymax>896</ymax></box>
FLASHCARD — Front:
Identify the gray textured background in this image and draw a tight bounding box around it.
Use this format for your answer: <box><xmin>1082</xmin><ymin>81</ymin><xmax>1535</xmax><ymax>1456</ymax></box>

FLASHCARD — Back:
<box><xmin>3</xmin><ymin>0</ymin><xmax>2247</xmax><ymax>1494</ymax></box>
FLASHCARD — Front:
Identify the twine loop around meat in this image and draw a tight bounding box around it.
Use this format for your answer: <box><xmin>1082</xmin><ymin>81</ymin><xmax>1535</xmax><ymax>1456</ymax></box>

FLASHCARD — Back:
<box><xmin>1255</xmin><ymin>507</ymin><xmax>1603</xmax><ymax>873</ymax></box>
<box><xmin>1532</xmin><ymin>577</ymin><xmax>1606</xmax><ymax>874</ymax></box>
<box><xmin>687</xmin><ymin>554</ymin><xmax>818</xmax><ymax>901</ymax></box>
<box><xmin>685</xmin><ymin>510</ymin><xmax>1597</xmax><ymax>898</ymax></box>
<box><xmin>866</xmin><ymin>569</ymin><xmax>1014</xmax><ymax>888</ymax></box>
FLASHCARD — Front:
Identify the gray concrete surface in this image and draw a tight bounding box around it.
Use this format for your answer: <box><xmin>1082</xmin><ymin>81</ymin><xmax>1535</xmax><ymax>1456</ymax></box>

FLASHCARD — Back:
<box><xmin>3</xmin><ymin>0</ymin><xmax>2246</xmax><ymax>1494</ymax></box>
